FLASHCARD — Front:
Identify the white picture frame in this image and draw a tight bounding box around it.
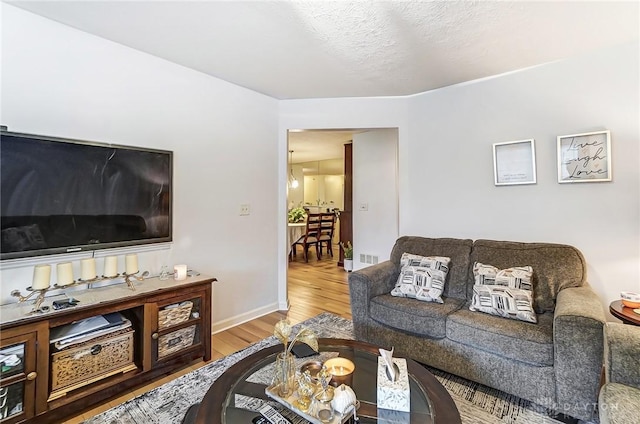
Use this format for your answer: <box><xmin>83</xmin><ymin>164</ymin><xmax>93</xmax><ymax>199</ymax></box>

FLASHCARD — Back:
<box><xmin>492</xmin><ymin>139</ymin><xmax>537</xmax><ymax>186</ymax></box>
<box><xmin>557</xmin><ymin>130</ymin><xmax>611</xmax><ymax>183</ymax></box>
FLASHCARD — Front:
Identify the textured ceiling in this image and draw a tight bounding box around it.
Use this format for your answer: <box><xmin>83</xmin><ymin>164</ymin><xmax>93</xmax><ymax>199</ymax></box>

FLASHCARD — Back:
<box><xmin>7</xmin><ymin>1</ymin><xmax>639</xmax><ymax>100</ymax></box>
<box><xmin>288</xmin><ymin>129</ymin><xmax>362</xmax><ymax>164</ymax></box>
<box><xmin>4</xmin><ymin>1</ymin><xmax>639</xmax><ymax>163</ymax></box>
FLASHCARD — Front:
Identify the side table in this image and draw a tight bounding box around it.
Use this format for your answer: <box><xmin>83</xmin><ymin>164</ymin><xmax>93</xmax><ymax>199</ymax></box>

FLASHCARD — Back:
<box><xmin>609</xmin><ymin>300</ymin><xmax>640</xmax><ymax>326</ymax></box>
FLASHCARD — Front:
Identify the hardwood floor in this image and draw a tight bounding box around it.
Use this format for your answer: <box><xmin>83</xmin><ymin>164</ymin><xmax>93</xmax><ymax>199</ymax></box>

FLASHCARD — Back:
<box><xmin>211</xmin><ymin>253</ymin><xmax>351</xmax><ymax>359</ymax></box>
<box><xmin>65</xmin><ymin>249</ymin><xmax>351</xmax><ymax>423</ymax></box>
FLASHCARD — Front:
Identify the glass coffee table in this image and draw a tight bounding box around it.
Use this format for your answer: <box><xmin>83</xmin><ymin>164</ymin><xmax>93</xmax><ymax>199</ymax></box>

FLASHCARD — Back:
<box><xmin>195</xmin><ymin>338</ymin><xmax>460</xmax><ymax>423</ymax></box>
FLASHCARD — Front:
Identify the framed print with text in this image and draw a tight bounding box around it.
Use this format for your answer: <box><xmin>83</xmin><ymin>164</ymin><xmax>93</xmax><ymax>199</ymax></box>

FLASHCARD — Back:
<box><xmin>557</xmin><ymin>130</ymin><xmax>611</xmax><ymax>183</ymax></box>
<box><xmin>493</xmin><ymin>139</ymin><xmax>536</xmax><ymax>186</ymax></box>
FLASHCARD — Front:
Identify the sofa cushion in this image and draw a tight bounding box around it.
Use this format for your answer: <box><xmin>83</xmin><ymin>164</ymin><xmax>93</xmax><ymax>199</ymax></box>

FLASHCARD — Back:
<box><xmin>472</xmin><ymin>262</ymin><xmax>533</xmax><ymax>290</ymax></box>
<box><xmin>447</xmin><ymin>308</ymin><xmax>554</xmax><ymax>366</ymax></box>
<box><xmin>469</xmin><ymin>240</ymin><xmax>587</xmax><ymax>312</ymax></box>
<box><xmin>390</xmin><ymin>253</ymin><xmax>450</xmax><ymax>303</ymax></box>
<box><xmin>469</xmin><ymin>284</ymin><xmax>537</xmax><ymax>323</ymax></box>
<box><xmin>390</xmin><ymin>237</ymin><xmax>473</xmax><ymax>300</ymax></box>
<box><xmin>469</xmin><ymin>262</ymin><xmax>537</xmax><ymax>323</ymax></box>
<box><xmin>599</xmin><ymin>383</ymin><xmax>640</xmax><ymax>424</ymax></box>
<box><xmin>370</xmin><ymin>294</ymin><xmax>465</xmax><ymax>339</ymax></box>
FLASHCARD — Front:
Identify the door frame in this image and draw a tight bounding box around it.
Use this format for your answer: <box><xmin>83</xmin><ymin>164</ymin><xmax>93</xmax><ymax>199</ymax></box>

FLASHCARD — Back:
<box><xmin>279</xmin><ymin>127</ymin><xmax>399</xmax><ymax>311</ymax></box>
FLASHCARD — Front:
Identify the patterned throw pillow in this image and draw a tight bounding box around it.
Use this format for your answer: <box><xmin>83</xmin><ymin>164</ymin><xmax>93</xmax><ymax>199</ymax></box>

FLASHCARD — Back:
<box><xmin>470</xmin><ymin>262</ymin><xmax>537</xmax><ymax>323</ymax></box>
<box><xmin>390</xmin><ymin>253</ymin><xmax>451</xmax><ymax>303</ymax></box>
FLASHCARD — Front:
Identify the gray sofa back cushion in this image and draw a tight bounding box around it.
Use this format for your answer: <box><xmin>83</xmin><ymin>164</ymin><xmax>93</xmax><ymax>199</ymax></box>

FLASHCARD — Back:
<box><xmin>469</xmin><ymin>239</ymin><xmax>587</xmax><ymax>312</ymax></box>
<box><xmin>390</xmin><ymin>236</ymin><xmax>473</xmax><ymax>300</ymax></box>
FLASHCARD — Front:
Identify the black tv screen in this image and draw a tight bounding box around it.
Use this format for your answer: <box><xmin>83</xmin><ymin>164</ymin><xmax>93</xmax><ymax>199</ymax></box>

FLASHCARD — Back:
<box><xmin>1</xmin><ymin>130</ymin><xmax>173</xmax><ymax>260</ymax></box>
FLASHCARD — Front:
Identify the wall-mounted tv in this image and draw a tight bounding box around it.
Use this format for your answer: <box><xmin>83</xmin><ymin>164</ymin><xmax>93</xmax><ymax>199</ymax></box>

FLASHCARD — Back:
<box><xmin>1</xmin><ymin>130</ymin><xmax>173</xmax><ymax>260</ymax></box>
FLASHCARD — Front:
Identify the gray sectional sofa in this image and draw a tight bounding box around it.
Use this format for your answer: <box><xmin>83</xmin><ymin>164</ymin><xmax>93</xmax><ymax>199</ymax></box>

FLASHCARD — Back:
<box><xmin>349</xmin><ymin>236</ymin><xmax>606</xmax><ymax>422</ymax></box>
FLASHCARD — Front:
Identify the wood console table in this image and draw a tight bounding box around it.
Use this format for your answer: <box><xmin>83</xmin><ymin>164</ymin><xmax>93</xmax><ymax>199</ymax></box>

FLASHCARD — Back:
<box><xmin>0</xmin><ymin>274</ymin><xmax>215</xmax><ymax>424</ymax></box>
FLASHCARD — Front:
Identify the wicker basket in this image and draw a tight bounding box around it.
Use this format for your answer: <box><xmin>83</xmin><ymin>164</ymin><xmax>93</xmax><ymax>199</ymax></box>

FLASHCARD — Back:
<box><xmin>158</xmin><ymin>301</ymin><xmax>193</xmax><ymax>330</ymax></box>
<box><xmin>49</xmin><ymin>328</ymin><xmax>136</xmax><ymax>399</ymax></box>
<box><xmin>158</xmin><ymin>325</ymin><xmax>196</xmax><ymax>359</ymax></box>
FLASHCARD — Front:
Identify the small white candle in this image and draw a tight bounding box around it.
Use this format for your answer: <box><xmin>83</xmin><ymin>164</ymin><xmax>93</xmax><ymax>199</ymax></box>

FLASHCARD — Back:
<box><xmin>125</xmin><ymin>254</ymin><xmax>139</xmax><ymax>275</ymax></box>
<box><xmin>104</xmin><ymin>256</ymin><xmax>118</xmax><ymax>277</ymax></box>
<box><xmin>80</xmin><ymin>258</ymin><xmax>97</xmax><ymax>281</ymax></box>
<box><xmin>56</xmin><ymin>262</ymin><xmax>74</xmax><ymax>286</ymax></box>
<box><xmin>174</xmin><ymin>264</ymin><xmax>187</xmax><ymax>281</ymax></box>
<box><xmin>32</xmin><ymin>264</ymin><xmax>51</xmax><ymax>290</ymax></box>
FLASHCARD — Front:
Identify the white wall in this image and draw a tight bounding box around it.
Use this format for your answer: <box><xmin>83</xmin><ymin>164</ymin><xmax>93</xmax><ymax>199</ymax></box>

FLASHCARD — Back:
<box><xmin>353</xmin><ymin>129</ymin><xmax>399</xmax><ymax>270</ymax></box>
<box><xmin>303</xmin><ymin>174</ymin><xmax>343</xmax><ymax>210</ymax></box>
<box><xmin>404</xmin><ymin>42</ymin><xmax>639</xmax><ymax>311</ymax></box>
<box><xmin>323</xmin><ymin>175</ymin><xmax>344</xmax><ymax>211</ymax></box>
<box><xmin>1</xmin><ymin>5</ymin><xmax>280</xmax><ymax>331</ymax></box>
<box><xmin>287</xmin><ymin>164</ymin><xmax>304</xmax><ymax>209</ymax></box>
<box><xmin>303</xmin><ymin>175</ymin><xmax>320</xmax><ymax>206</ymax></box>
<box><xmin>280</xmin><ymin>42</ymin><xmax>640</xmax><ymax>315</ymax></box>
<box><xmin>278</xmin><ymin>97</ymin><xmax>409</xmax><ymax>307</ymax></box>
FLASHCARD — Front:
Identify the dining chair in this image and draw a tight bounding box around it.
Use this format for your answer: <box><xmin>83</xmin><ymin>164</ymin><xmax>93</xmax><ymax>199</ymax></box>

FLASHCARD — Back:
<box><xmin>318</xmin><ymin>211</ymin><xmax>337</xmax><ymax>257</ymax></box>
<box><xmin>291</xmin><ymin>212</ymin><xmax>322</xmax><ymax>262</ymax></box>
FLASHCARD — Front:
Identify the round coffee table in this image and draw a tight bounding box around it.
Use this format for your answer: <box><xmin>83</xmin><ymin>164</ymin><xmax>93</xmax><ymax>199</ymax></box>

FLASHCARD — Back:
<box><xmin>195</xmin><ymin>338</ymin><xmax>460</xmax><ymax>423</ymax></box>
<box><xmin>610</xmin><ymin>300</ymin><xmax>640</xmax><ymax>326</ymax></box>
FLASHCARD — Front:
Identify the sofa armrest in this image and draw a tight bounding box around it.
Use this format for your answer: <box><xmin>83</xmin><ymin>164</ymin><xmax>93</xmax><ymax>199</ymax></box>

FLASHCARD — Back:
<box><xmin>348</xmin><ymin>261</ymin><xmax>398</xmax><ymax>323</ymax></box>
<box><xmin>604</xmin><ymin>322</ymin><xmax>640</xmax><ymax>388</ymax></box>
<box><xmin>553</xmin><ymin>285</ymin><xmax>606</xmax><ymax>420</ymax></box>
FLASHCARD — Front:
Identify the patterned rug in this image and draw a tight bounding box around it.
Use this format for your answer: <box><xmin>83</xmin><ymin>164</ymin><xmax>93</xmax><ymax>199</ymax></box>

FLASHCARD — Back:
<box><xmin>82</xmin><ymin>313</ymin><xmax>574</xmax><ymax>424</ymax></box>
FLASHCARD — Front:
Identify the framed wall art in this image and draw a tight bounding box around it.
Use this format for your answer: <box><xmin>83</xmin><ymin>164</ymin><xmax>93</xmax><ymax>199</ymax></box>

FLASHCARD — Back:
<box><xmin>557</xmin><ymin>130</ymin><xmax>611</xmax><ymax>183</ymax></box>
<box><xmin>492</xmin><ymin>139</ymin><xmax>537</xmax><ymax>186</ymax></box>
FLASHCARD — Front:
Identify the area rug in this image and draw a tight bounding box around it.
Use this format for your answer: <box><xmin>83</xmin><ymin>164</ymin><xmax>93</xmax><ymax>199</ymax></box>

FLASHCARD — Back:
<box><xmin>82</xmin><ymin>313</ymin><xmax>577</xmax><ymax>424</ymax></box>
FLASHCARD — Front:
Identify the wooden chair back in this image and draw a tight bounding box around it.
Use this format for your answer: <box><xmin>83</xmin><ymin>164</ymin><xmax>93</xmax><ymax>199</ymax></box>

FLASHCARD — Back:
<box><xmin>304</xmin><ymin>212</ymin><xmax>322</xmax><ymax>240</ymax></box>
<box><xmin>319</xmin><ymin>212</ymin><xmax>336</xmax><ymax>240</ymax></box>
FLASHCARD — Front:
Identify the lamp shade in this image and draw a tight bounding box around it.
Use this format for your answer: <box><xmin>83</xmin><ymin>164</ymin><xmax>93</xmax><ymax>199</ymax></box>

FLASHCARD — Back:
<box><xmin>289</xmin><ymin>150</ymin><xmax>299</xmax><ymax>189</ymax></box>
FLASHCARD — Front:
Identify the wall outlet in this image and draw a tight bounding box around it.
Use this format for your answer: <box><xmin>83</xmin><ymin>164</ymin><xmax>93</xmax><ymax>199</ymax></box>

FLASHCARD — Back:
<box><xmin>239</xmin><ymin>204</ymin><xmax>250</xmax><ymax>216</ymax></box>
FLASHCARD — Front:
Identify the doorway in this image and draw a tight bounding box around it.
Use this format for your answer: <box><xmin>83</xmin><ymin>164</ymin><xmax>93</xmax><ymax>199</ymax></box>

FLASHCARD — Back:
<box><xmin>284</xmin><ymin>127</ymin><xmax>399</xmax><ymax>281</ymax></box>
<box><xmin>287</xmin><ymin>130</ymin><xmax>352</xmax><ymax>267</ymax></box>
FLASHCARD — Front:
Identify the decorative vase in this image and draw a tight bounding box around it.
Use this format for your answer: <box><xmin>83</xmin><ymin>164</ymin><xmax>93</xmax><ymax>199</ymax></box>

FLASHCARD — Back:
<box><xmin>343</xmin><ymin>259</ymin><xmax>353</xmax><ymax>272</ymax></box>
<box><xmin>331</xmin><ymin>384</ymin><xmax>358</xmax><ymax>417</ymax></box>
<box><xmin>274</xmin><ymin>352</ymin><xmax>296</xmax><ymax>397</ymax></box>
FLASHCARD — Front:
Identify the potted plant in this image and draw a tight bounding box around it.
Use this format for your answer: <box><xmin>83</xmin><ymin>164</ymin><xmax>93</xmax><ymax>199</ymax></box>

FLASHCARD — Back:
<box><xmin>340</xmin><ymin>241</ymin><xmax>353</xmax><ymax>272</ymax></box>
<box><xmin>288</xmin><ymin>207</ymin><xmax>306</xmax><ymax>223</ymax></box>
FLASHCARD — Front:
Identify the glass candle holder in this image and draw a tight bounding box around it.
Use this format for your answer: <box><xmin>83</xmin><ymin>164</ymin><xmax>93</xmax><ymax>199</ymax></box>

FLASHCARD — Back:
<box><xmin>174</xmin><ymin>264</ymin><xmax>187</xmax><ymax>280</ymax></box>
<box><xmin>324</xmin><ymin>357</ymin><xmax>355</xmax><ymax>387</ymax></box>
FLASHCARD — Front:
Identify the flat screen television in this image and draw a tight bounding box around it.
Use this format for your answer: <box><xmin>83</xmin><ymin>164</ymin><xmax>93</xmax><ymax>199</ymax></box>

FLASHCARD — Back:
<box><xmin>1</xmin><ymin>130</ymin><xmax>173</xmax><ymax>260</ymax></box>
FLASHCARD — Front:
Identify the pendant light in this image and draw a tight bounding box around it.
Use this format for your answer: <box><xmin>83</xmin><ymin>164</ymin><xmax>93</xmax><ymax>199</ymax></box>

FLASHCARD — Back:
<box><xmin>289</xmin><ymin>150</ymin><xmax>299</xmax><ymax>189</ymax></box>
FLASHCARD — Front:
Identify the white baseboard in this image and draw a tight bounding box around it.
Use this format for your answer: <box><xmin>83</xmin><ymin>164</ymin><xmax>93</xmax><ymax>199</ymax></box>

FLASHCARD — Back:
<box><xmin>278</xmin><ymin>298</ymin><xmax>290</xmax><ymax>311</ymax></box>
<box><xmin>211</xmin><ymin>302</ymin><xmax>283</xmax><ymax>334</ymax></box>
